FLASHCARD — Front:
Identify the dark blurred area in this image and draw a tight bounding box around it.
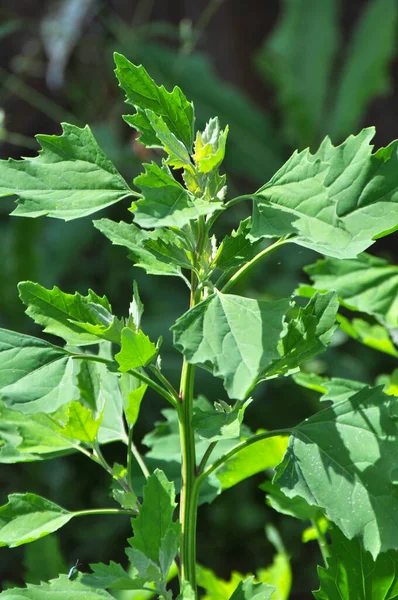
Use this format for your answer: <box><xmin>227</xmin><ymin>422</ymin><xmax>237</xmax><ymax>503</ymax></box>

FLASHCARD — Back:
<box><xmin>0</xmin><ymin>0</ymin><xmax>397</xmax><ymax>597</ymax></box>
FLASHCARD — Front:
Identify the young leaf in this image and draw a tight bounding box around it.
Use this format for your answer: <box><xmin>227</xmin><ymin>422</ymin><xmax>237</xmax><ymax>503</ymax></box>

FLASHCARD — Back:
<box><xmin>265</xmin><ymin>291</ymin><xmax>338</xmax><ymax>377</ymax></box>
<box><xmin>313</xmin><ymin>526</ymin><xmax>398</xmax><ymax>599</ymax></box>
<box><xmin>330</xmin><ymin>0</ymin><xmax>398</xmax><ymax>140</ymax></box>
<box><xmin>114</xmin><ymin>52</ymin><xmax>194</xmax><ymax>150</ymax></box>
<box><xmin>274</xmin><ymin>385</ymin><xmax>398</xmax><ymax>558</ymax></box>
<box><xmin>229</xmin><ymin>577</ymin><xmax>275</xmax><ymax>600</ymax></box>
<box><xmin>0</xmin><ymin>575</ymin><xmax>114</xmax><ymax>599</ymax></box>
<box><xmin>145</xmin><ymin>110</ymin><xmax>191</xmax><ymax>169</ymax></box>
<box><xmin>304</xmin><ymin>253</ymin><xmax>398</xmax><ymax>328</ymax></box>
<box><xmin>0</xmin><ymin>123</ymin><xmax>134</xmax><ymax>220</ymax></box>
<box><xmin>0</xmin><ymin>328</ymin><xmax>76</xmax><ymax>414</ymax></box>
<box><xmin>18</xmin><ymin>282</ymin><xmax>122</xmax><ymax>345</ymax></box>
<box><xmin>132</xmin><ymin>162</ymin><xmax>221</xmax><ymax>229</ymax></box>
<box><xmin>193</xmin><ymin>117</ymin><xmax>229</xmax><ymax>173</ymax></box>
<box><xmin>0</xmin><ymin>493</ymin><xmax>73</xmax><ymax>547</ymax></box>
<box><xmin>172</xmin><ymin>292</ymin><xmax>291</xmax><ymax>400</ymax></box>
<box><xmin>251</xmin><ymin>128</ymin><xmax>398</xmax><ymax>259</ymax></box>
<box><xmin>58</xmin><ymin>401</ymin><xmax>103</xmax><ymax>444</ymax></box>
<box><xmin>94</xmin><ymin>218</ymin><xmax>191</xmax><ymax>278</ymax></box>
<box><xmin>214</xmin><ymin>218</ymin><xmax>262</xmax><ymax>271</ymax></box>
<box><xmin>115</xmin><ymin>327</ymin><xmax>157</xmax><ymax>372</ymax></box>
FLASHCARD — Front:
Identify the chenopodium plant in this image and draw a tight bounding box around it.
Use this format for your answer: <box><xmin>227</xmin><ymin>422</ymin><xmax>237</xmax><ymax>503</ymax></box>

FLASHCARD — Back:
<box><xmin>1</xmin><ymin>52</ymin><xmax>398</xmax><ymax>600</ymax></box>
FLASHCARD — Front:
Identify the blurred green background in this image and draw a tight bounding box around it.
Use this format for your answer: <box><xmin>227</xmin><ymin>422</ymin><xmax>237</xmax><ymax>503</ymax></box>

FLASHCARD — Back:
<box><xmin>0</xmin><ymin>0</ymin><xmax>397</xmax><ymax>597</ymax></box>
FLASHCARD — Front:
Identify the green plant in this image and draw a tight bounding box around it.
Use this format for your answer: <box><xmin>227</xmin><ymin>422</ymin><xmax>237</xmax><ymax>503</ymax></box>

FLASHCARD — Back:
<box><xmin>1</xmin><ymin>52</ymin><xmax>398</xmax><ymax>599</ymax></box>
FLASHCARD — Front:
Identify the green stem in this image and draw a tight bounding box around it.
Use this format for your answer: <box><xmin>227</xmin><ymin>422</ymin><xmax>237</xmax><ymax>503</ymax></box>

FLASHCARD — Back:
<box><xmin>221</xmin><ymin>237</ymin><xmax>291</xmax><ymax>293</ymax></box>
<box><xmin>73</xmin><ymin>507</ymin><xmax>135</xmax><ymax>517</ymax></box>
<box><xmin>128</xmin><ymin>426</ymin><xmax>150</xmax><ymax>480</ymax></box>
<box><xmin>312</xmin><ymin>518</ymin><xmax>329</xmax><ymax>568</ymax></box>
<box><xmin>149</xmin><ymin>365</ymin><xmax>180</xmax><ymax>404</ymax></box>
<box><xmin>206</xmin><ymin>194</ymin><xmax>255</xmax><ymax>232</ymax></box>
<box><xmin>197</xmin><ymin>442</ymin><xmax>218</xmax><ymax>476</ymax></box>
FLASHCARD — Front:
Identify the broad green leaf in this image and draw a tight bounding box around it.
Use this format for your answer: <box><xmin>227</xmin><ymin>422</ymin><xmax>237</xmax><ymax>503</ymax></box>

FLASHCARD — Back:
<box><xmin>0</xmin><ymin>328</ymin><xmax>76</xmax><ymax>414</ymax></box>
<box><xmin>0</xmin><ymin>493</ymin><xmax>73</xmax><ymax>547</ymax></box>
<box><xmin>0</xmin><ymin>123</ymin><xmax>134</xmax><ymax>220</ymax></box>
<box><xmin>313</xmin><ymin>526</ymin><xmax>398</xmax><ymax>599</ymax></box>
<box><xmin>123</xmin><ymin>383</ymin><xmax>147</xmax><ymax>428</ymax></box>
<box><xmin>145</xmin><ymin>110</ymin><xmax>191</xmax><ymax>169</ymax></box>
<box><xmin>132</xmin><ymin>162</ymin><xmax>221</xmax><ymax>229</ymax></box>
<box><xmin>251</xmin><ymin>128</ymin><xmax>398</xmax><ymax>259</ymax></box>
<box><xmin>83</xmin><ymin>561</ymin><xmax>147</xmax><ymax>591</ymax></box>
<box><xmin>304</xmin><ymin>253</ymin><xmax>398</xmax><ymax>328</ymax></box>
<box><xmin>330</xmin><ymin>0</ymin><xmax>398</xmax><ymax>141</ymax></box>
<box><xmin>193</xmin><ymin>117</ymin><xmax>229</xmax><ymax>173</ymax></box>
<box><xmin>18</xmin><ymin>282</ymin><xmax>122</xmax><ymax>346</ymax></box>
<box><xmin>274</xmin><ymin>385</ymin><xmax>398</xmax><ymax>558</ymax></box>
<box><xmin>0</xmin><ymin>575</ymin><xmax>114</xmax><ymax>599</ymax></box>
<box><xmin>265</xmin><ymin>292</ymin><xmax>338</xmax><ymax>378</ymax></box>
<box><xmin>94</xmin><ymin>219</ymin><xmax>190</xmax><ymax>277</ymax></box>
<box><xmin>229</xmin><ymin>577</ymin><xmax>275</xmax><ymax>600</ymax></box>
<box><xmin>115</xmin><ymin>328</ymin><xmax>157</xmax><ymax>372</ymax></box>
<box><xmin>172</xmin><ymin>292</ymin><xmax>337</xmax><ymax>400</ymax></box>
<box><xmin>128</xmin><ymin>469</ymin><xmax>179</xmax><ymax>576</ymax></box>
<box><xmin>172</xmin><ymin>292</ymin><xmax>291</xmax><ymax>400</ymax></box>
<box><xmin>261</xmin><ymin>481</ymin><xmax>321</xmax><ymax>522</ymax></box>
<box><xmin>256</xmin><ymin>0</ymin><xmax>338</xmax><ymax>147</ymax></box>
<box><xmin>114</xmin><ymin>52</ymin><xmax>194</xmax><ymax>150</ymax></box>
<box><xmin>293</xmin><ymin>373</ymin><xmax>367</xmax><ymax>405</ymax></box>
<box><xmin>58</xmin><ymin>401</ymin><xmax>102</xmax><ymax>444</ymax></box>
<box><xmin>216</xmin><ymin>433</ymin><xmax>288</xmax><ymax>490</ymax></box>
<box><xmin>338</xmin><ymin>315</ymin><xmax>398</xmax><ymax>357</ymax></box>
<box><xmin>192</xmin><ymin>398</ymin><xmax>252</xmax><ymax>443</ymax></box>
<box><xmin>214</xmin><ymin>218</ymin><xmax>262</xmax><ymax>271</ymax></box>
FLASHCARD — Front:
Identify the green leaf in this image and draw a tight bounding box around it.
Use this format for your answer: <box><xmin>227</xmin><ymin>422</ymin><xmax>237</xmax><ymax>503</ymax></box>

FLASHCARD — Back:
<box><xmin>330</xmin><ymin>0</ymin><xmax>398</xmax><ymax>141</ymax></box>
<box><xmin>115</xmin><ymin>328</ymin><xmax>157</xmax><ymax>372</ymax></box>
<box><xmin>145</xmin><ymin>110</ymin><xmax>191</xmax><ymax>169</ymax></box>
<box><xmin>256</xmin><ymin>526</ymin><xmax>292</xmax><ymax>600</ymax></box>
<box><xmin>94</xmin><ymin>218</ymin><xmax>191</xmax><ymax>278</ymax></box>
<box><xmin>172</xmin><ymin>292</ymin><xmax>291</xmax><ymax>400</ymax></box>
<box><xmin>128</xmin><ymin>469</ymin><xmax>179</xmax><ymax>577</ymax></box>
<box><xmin>18</xmin><ymin>282</ymin><xmax>122</xmax><ymax>346</ymax></box>
<box><xmin>274</xmin><ymin>385</ymin><xmax>398</xmax><ymax>558</ymax></box>
<box><xmin>217</xmin><ymin>433</ymin><xmax>289</xmax><ymax>490</ymax></box>
<box><xmin>0</xmin><ymin>328</ymin><xmax>75</xmax><ymax>414</ymax></box>
<box><xmin>123</xmin><ymin>383</ymin><xmax>147</xmax><ymax>428</ymax></box>
<box><xmin>313</xmin><ymin>526</ymin><xmax>398</xmax><ymax>599</ymax></box>
<box><xmin>338</xmin><ymin>315</ymin><xmax>398</xmax><ymax>357</ymax></box>
<box><xmin>197</xmin><ymin>565</ymin><xmax>244</xmax><ymax>600</ymax></box>
<box><xmin>83</xmin><ymin>561</ymin><xmax>146</xmax><ymax>591</ymax></box>
<box><xmin>214</xmin><ymin>218</ymin><xmax>262</xmax><ymax>271</ymax></box>
<box><xmin>24</xmin><ymin>536</ymin><xmax>66</xmax><ymax>585</ymax></box>
<box><xmin>0</xmin><ymin>575</ymin><xmax>114</xmax><ymax>599</ymax></box>
<box><xmin>252</xmin><ymin>128</ymin><xmax>398</xmax><ymax>259</ymax></box>
<box><xmin>0</xmin><ymin>123</ymin><xmax>134</xmax><ymax>220</ymax></box>
<box><xmin>261</xmin><ymin>481</ymin><xmax>321</xmax><ymax>522</ymax></box>
<box><xmin>256</xmin><ymin>0</ymin><xmax>338</xmax><ymax>147</ymax></box>
<box><xmin>114</xmin><ymin>52</ymin><xmax>194</xmax><ymax>150</ymax></box>
<box><xmin>58</xmin><ymin>401</ymin><xmax>102</xmax><ymax>444</ymax></box>
<box><xmin>304</xmin><ymin>253</ymin><xmax>398</xmax><ymax>328</ymax></box>
<box><xmin>193</xmin><ymin>118</ymin><xmax>229</xmax><ymax>173</ymax></box>
<box><xmin>229</xmin><ymin>577</ymin><xmax>275</xmax><ymax>600</ymax></box>
<box><xmin>192</xmin><ymin>398</ymin><xmax>251</xmax><ymax>443</ymax></box>
<box><xmin>0</xmin><ymin>493</ymin><xmax>73</xmax><ymax>547</ymax></box>
<box><xmin>132</xmin><ymin>162</ymin><xmax>221</xmax><ymax>229</ymax></box>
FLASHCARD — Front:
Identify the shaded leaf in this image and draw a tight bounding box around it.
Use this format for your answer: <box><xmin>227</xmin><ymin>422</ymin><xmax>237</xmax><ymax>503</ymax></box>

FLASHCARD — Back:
<box><xmin>229</xmin><ymin>577</ymin><xmax>275</xmax><ymax>600</ymax></box>
<box><xmin>338</xmin><ymin>315</ymin><xmax>398</xmax><ymax>357</ymax></box>
<box><xmin>0</xmin><ymin>575</ymin><xmax>114</xmax><ymax>598</ymax></box>
<box><xmin>274</xmin><ymin>385</ymin><xmax>398</xmax><ymax>558</ymax></box>
<box><xmin>83</xmin><ymin>561</ymin><xmax>146</xmax><ymax>591</ymax></box>
<box><xmin>0</xmin><ymin>123</ymin><xmax>133</xmax><ymax>220</ymax></box>
<box><xmin>24</xmin><ymin>536</ymin><xmax>66</xmax><ymax>585</ymax></box>
<box><xmin>252</xmin><ymin>128</ymin><xmax>398</xmax><ymax>259</ymax></box>
<box><xmin>314</xmin><ymin>526</ymin><xmax>398</xmax><ymax>599</ymax></box>
<box><xmin>214</xmin><ymin>218</ymin><xmax>262</xmax><ymax>271</ymax></box>
<box><xmin>0</xmin><ymin>494</ymin><xmax>73</xmax><ymax>547</ymax></box>
<box><xmin>261</xmin><ymin>481</ymin><xmax>321</xmax><ymax>522</ymax></box>
<box><xmin>192</xmin><ymin>398</ymin><xmax>252</xmax><ymax>443</ymax></box>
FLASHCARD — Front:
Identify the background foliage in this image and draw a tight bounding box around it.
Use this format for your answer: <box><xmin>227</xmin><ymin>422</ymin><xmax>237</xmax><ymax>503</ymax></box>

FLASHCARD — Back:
<box><xmin>0</xmin><ymin>0</ymin><xmax>397</xmax><ymax>597</ymax></box>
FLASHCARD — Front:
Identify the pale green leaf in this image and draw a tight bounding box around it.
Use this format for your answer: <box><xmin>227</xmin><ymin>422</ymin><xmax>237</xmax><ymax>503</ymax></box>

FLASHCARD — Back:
<box><xmin>252</xmin><ymin>128</ymin><xmax>398</xmax><ymax>258</ymax></box>
<box><xmin>172</xmin><ymin>292</ymin><xmax>291</xmax><ymax>400</ymax></box>
<box><xmin>257</xmin><ymin>0</ymin><xmax>338</xmax><ymax>147</ymax></box>
<box><xmin>0</xmin><ymin>123</ymin><xmax>134</xmax><ymax>220</ymax></box>
<box><xmin>338</xmin><ymin>315</ymin><xmax>398</xmax><ymax>357</ymax></box>
<box><xmin>192</xmin><ymin>398</ymin><xmax>252</xmax><ymax>443</ymax></box>
<box><xmin>114</xmin><ymin>52</ymin><xmax>194</xmax><ymax>150</ymax></box>
<box><xmin>229</xmin><ymin>577</ymin><xmax>275</xmax><ymax>600</ymax></box>
<box><xmin>217</xmin><ymin>433</ymin><xmax>288</xmax><ymax>490</ymax></box>
<box><xmin>0</xmin><ymin>328</ymin><xmax>76</xmax><ymax>414</ymax></box>
<box><xmin>304</xmin><ymin>253</ymin><xmax>398</xmax><ymax>328</ymax></box>
<box><xmin>330</xmin><ymin>0</ymin><xmax>398</xmax><ymax>140</ymax></box>
<box><xmin>58</xmin><ymin>401</ymin><xmax>102</xmax><ymax>444</ymax></box>
<box><xmin>274</xmin><ymin>385</ymin><xmax>398</xmax><ymax>558</ymax></box>
<box><xmin>94</xmin><ymin>218</ymin><xmax>191</xmax><ymax>277</ymax></box>
<box><xmin>0</xmin><ymin>575</ymin><xmax>114</xmax><ymax>599</ymax></box>
<box><xmin>193</xmin><ymin>117</ymin><xmax>229</xmax><ymax>173</ymax></box>
<box><xmin>115</xmin><ymin>328</ymin><xmax>157</xmax><ymax>372</ymax></box>
<box><xmin>123</xmin><ymin>383</ymin><xmax>147</xmax><ymax>428</ymax></box>
<box><xmin>197</xmin><ymin>566</ymin><xmax>246</xmax><ymax>600</ymax></box>
<box><xmin>314</xmin><ymin>526</ymin><xmax>398</xmax><ymax>599</ymax></box>
<box><xmin>132</xmin><ymin>162</ymin><xmax>221</xmax><ymax>229</ymax></box>
<box><xmin>18</xmin><ymin>282</ymin><xmax>122</xmax><ymax>346</ymax></box>
<box><xmin>0</xmin><ymin>493</ymin><xmax>73</xmax><ymax>547</ymax></box>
